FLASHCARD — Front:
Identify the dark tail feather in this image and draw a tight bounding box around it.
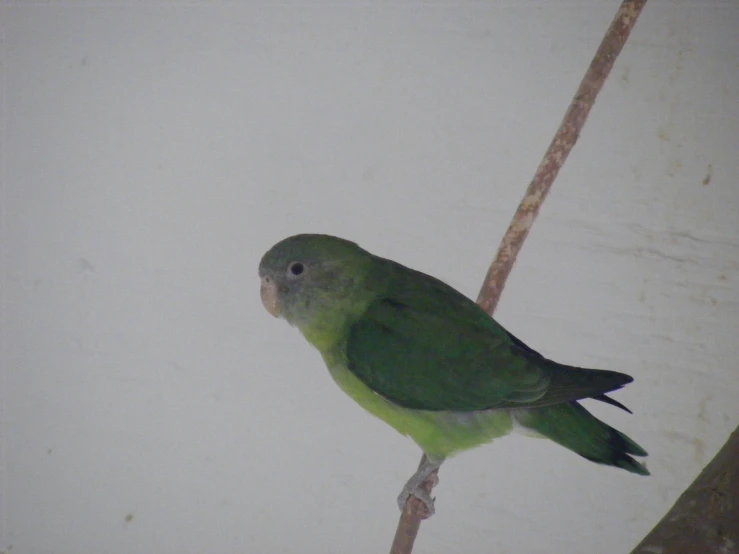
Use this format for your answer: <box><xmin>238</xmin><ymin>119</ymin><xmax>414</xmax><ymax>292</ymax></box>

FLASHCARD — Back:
<box><xmin>514</xmin><ymin>401</ymin><xmax>649</xmax><ymax>476</ymax></box>
<box><xmin>592</xmin><ymin>393</ymin><xmax>633</xmax><ymax>414</ymax></box>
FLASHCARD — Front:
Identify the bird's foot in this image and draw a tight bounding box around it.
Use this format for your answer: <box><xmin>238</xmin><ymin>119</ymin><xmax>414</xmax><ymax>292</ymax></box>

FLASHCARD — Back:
<box><xmin>396</xmin><ymin>455</ymin><xmax>444</xmax><ymax>519</ymax></box>
<box><xmin>397</xmin><ymin>483</ymin><xmax>436</xmax><ymax>518</ymax></box>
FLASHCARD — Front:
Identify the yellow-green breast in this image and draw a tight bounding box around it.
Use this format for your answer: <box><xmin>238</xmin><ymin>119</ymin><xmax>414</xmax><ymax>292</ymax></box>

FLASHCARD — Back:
<box><xmin>323</xmin><ymin>349</ymin><xmax>513</xmax><ymax>459</ymax></box>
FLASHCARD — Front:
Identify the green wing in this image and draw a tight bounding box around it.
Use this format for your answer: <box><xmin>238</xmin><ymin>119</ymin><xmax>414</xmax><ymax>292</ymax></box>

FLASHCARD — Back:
<box><xmin>345</xmin><ymin>261</ymin><xmax>632</xmax><ymax>412</ymax></box>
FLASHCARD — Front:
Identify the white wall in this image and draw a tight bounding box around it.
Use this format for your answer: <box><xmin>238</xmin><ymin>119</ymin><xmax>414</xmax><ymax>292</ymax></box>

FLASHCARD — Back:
<box><xmin>2</xmin><ymin>2</ymin><xmax>738</xmax><ymax>553</ymax></box>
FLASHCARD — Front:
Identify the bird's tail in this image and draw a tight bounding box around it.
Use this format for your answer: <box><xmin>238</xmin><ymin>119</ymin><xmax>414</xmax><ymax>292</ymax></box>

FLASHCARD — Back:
<box><xmin>513</xmin><ymin>401</ymin><xmax>649</xmax><ymax>475</ymax></box>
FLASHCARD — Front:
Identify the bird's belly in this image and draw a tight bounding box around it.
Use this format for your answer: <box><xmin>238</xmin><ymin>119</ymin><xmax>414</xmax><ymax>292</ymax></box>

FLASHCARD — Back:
<box><xmin>326</xmin><ymin>361</ymin><xmax>513</xmax><ymax>458</ymax></box>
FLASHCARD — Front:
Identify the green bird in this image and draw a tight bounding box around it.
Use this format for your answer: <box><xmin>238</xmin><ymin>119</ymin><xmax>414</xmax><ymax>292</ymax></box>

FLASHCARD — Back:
<box><xmin>259</xmin><ymin>234</ymin><xmax>648</xmax><ymax>515</ymax></box>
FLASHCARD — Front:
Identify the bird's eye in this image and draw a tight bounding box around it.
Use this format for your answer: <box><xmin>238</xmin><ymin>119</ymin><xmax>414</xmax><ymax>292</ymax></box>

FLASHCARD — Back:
<box><xmin>287</xmin><ymin>262</ymin><xmax>305</xmax><ymax>277</ymax></box>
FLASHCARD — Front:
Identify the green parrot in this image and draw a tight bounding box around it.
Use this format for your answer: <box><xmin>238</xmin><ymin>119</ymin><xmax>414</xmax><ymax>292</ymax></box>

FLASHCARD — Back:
<box><xmin>259</xmin><ymin>234</ymin><xmax>648</xmax><ymax>515</ymax></box>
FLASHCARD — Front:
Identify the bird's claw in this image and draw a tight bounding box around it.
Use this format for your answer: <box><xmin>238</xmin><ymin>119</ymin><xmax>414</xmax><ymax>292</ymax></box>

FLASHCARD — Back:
<box><xmin>396</xmin><ymin>456</ymin><xmax>444</xmax><ymax>518</ymax></box>
<box><xmin>397</xmin><ymin>484</ymin><xmax>436</xmax><ymax>518</ymax></box>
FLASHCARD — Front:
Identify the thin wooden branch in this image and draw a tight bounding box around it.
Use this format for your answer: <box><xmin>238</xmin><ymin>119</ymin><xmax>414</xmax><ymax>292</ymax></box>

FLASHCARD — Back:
<box><xmin>630</xmin><ymin>425</ymin><xmax>739</xmax><ymax>554</ymax></box>
<box><xmin>476</xmin><ymin>0</ymin><xmax>648</xmax><ymax>315</ymax></box>
<box><xmin>388</xmin><ymin>1</ymin><xmax>648</xmax><ymax>553</ymax></box>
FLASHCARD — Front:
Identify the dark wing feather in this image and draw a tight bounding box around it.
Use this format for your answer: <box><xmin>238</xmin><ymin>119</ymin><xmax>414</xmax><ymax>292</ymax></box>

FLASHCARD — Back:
<box><xmin>345</xmin><ymin>261</ymin><xmax>632</xmax><ymax>412</ymax></box>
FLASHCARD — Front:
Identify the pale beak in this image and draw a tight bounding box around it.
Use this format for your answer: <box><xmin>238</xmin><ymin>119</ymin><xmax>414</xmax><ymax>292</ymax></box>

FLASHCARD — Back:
<box><xmin>260</xmin><ymin>276</ymin><xmax>280</xmax><ymax>317</ymax></box>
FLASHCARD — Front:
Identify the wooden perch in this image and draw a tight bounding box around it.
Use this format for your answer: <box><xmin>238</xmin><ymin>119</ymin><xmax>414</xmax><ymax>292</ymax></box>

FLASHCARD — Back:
<box><xmin>389</xmin><ymin>1</ymin><xmax>648</xmax><ymax>553</ymax></box>
<box><xmin>630</xmin><ymin>425</ymin><xmax>739</xmax><ymax>554</ymax></box>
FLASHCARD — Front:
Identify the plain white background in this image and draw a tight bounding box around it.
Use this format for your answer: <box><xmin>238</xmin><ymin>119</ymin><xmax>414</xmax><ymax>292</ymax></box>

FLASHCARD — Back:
<box><xmin>2</xmin><ymin>2</ymin><xmax>738</xmax><ymax>553</ymax></box>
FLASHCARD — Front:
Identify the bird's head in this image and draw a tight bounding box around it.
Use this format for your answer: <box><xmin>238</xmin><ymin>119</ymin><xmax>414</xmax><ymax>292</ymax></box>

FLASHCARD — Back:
<box><xmin>258</xmin><ymin>234</ymin><xmax>372</xmax><ymax>328</ymax></box>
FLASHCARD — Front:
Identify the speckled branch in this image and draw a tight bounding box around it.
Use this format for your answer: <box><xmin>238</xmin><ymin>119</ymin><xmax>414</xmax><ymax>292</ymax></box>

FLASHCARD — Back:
<box><xmin>630</xmin><ymin>425</ymin><xmax>739</xmax><ymax>554</ymax></box>
<box><xmin>389</xmin><ymin>1</ymin><xmax>649</xmax><ymax>553</ymax></box>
